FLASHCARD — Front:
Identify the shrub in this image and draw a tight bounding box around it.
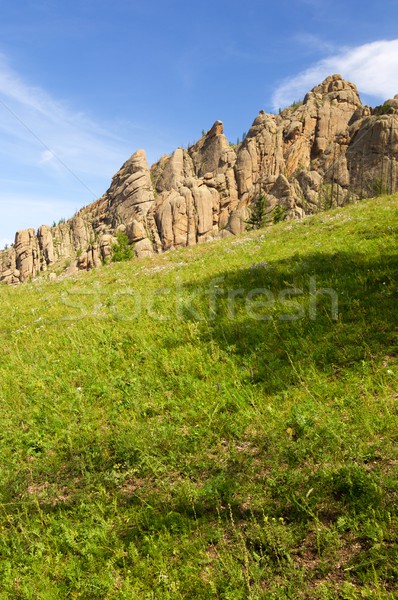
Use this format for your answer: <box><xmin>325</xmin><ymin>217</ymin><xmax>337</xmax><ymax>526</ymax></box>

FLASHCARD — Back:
<box><xmin>372</xmin><ymin>177</ymin><xmax>389</xmax><ymax>197</ymax></box>
<box><xmin>273</xmin><ymin>205</ymin><xmax>287</xmax><ymax>224</ymax></box>
<box><xmin>111</xmin><ymin>232</ymin><xmax>134</xmax><ymax>262</ymax></box>
<box><xmin>376</xmin><ymin>104</ymin><xmax>393</xmax><ymax>116</ymax></box>
<box><xmin>291</xmin><ymin>99</ymin><xmax>302</xmax><ymax>109</ymax></box>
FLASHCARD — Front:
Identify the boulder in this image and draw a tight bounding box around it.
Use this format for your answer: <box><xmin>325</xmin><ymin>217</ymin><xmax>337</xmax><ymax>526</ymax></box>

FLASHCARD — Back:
<box><xmin>134</xmin><ymin>238</ymin><xmax>154</xmax><ymax>258</ymax></box>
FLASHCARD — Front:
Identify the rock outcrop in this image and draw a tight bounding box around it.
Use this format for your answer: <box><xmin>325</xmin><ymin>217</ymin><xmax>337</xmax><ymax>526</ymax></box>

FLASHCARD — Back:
<box><xmin>1</xmin><ymin>74</ymin><xmax>397</xmax><ymax>284</ymax></box>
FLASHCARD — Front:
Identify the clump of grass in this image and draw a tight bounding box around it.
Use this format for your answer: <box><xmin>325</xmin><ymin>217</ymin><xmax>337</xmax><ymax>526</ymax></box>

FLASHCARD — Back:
<box><xmin>0</xmin><ymin>195</ymin><xmax>397</xmax><ymax>597</ymax></box>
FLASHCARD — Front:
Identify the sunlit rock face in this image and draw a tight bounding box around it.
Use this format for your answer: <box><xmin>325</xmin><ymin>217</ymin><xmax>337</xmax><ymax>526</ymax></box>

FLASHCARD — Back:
<box><xmin>1</xmin><ymin>75</ymin><xmax>397</xmax><ymax>284</ymax></box>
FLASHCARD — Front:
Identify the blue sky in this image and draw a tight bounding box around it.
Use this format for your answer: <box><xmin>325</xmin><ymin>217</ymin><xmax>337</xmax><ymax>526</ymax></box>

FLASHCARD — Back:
<box><xmin>1</xmin><ymin>0</ymin><xmax>398</xmax><ymax>246</ymax></box>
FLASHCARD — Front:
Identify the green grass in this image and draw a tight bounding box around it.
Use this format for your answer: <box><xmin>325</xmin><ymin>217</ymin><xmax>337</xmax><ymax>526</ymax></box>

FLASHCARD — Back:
<box><xmin>0</xmin><ymin>195</ymin><xmax>397</xmax><ymax>598</ymax></box>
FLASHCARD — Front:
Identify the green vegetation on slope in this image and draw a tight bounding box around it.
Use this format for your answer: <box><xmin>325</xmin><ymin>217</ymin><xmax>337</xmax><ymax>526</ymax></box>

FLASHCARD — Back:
<box><xmin>0</xmin><ymin>196</ymin><xmax>397</xmax><ymax>599</ymax></box>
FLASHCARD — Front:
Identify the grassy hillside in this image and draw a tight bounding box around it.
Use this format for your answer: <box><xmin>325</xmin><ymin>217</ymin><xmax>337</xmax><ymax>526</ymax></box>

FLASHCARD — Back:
<box><xmin>0</xmin><ymin>196</ymin><xmax>397</xmax><ymax>599</ymax></box>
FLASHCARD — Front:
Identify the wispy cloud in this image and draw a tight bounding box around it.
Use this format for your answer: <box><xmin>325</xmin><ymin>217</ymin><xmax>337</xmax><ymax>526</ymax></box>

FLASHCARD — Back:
<box><xmin>293</xmin><ymin>33</ymin><xmax>337</xmax><ymax>55</ymax></box>
<box><xmin>0</xmin><ymin>54</ymin><xmax>164</xmax><ymax>243</ymax></box>
<box><xmin>0</xmin><ymin>54</ymin><xmax>136</xmax><ymax>189</ymax></box>
<box><xmin>272</xmin><ymin>39</ymin><xmax>398</xmax><ymax>110</ymax></box>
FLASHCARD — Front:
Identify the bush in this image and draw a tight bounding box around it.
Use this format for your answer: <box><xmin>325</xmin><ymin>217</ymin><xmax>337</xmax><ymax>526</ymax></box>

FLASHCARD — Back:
<box><xmin>273</xmin><ymin>205</ymin><xmax>287</xmax><ymax>224</ymax></box>
<box><xmin>372</xmin><ymin>177</ymin><xmax>389</xmax><ymax>197</ymax></box>
<box><xmin>376</xmin><ymin>104</ymin><xmax>393</xmax><ymax>116</ymax></box>
<box><xmin>111</xmin><ymin>232</ymin><xmax>134</xmax><ymax>262</ymax></box>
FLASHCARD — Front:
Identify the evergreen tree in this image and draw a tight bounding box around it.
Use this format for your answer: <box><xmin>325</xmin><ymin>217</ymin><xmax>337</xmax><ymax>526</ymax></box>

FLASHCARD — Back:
<box><xmin>246</xmin><ymin>192</ymin><xmax>268</xmax><ymax>230</ymax></box>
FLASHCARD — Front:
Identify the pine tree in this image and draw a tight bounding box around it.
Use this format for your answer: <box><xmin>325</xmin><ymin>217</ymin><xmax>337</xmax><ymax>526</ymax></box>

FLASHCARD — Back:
<box><xmin>246</xmin><ymin>192</ymin><xmax>268</xmax><ymax>230</ymax></box>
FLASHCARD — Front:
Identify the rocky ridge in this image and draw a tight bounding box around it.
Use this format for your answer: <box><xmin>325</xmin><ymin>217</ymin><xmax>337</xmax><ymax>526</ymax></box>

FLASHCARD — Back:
<box><xmin>1</xmin><ymin>74</ymin><xmax>398</xmax><ymax>284</ymax></box>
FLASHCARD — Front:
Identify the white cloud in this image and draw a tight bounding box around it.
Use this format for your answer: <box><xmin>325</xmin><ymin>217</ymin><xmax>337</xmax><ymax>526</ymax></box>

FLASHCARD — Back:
<box><xmin>0</xmin><ymin>54</ymin><xmax>169</xmax><ymax>242</ymax></box>
<box><xmin>272</xmin><ymin>39</ymin><xmax>398</xmax><ymax>110</ymax></box>
<box><xmin>0</xmin><ymin>54</ymin><xmax>146</xmax><ymax>196</ymax></box>
<box><xmin>39</xmin><ymin>150</ymin><xmax>56</xmax><ymax>164</ymax></box>
<box><xmin>293</xmin><ymin>33</ymin><xmax>337</xmax><ymax>55</ymax></box>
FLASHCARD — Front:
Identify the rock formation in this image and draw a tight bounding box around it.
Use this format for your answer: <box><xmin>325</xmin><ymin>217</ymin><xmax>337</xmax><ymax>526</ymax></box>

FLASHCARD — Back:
<box><xmin>1</xmin><ymin>74</ymin><xmax>397</xmax><ymax>284</ymax></box>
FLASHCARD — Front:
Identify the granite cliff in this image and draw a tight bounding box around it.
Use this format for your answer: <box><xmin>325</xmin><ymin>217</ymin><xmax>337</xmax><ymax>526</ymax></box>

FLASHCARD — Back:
<box><xmin>1</xmin><ymin>74</ymin><xmax>397</xmax><ymax>284</ymax></box>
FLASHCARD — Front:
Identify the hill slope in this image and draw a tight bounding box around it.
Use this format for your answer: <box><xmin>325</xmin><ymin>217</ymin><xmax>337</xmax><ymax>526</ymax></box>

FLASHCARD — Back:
<box><xmin>0</xmin><ymin>196</ymin><xmax>397</xmax><ymax>598</ymax></box>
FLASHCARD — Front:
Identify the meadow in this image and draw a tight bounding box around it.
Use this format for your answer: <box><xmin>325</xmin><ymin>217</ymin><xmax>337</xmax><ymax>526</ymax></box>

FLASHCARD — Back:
<box><xmin>0</xmin><ymin>195</ymin><xmax>397</xmax><ymax>598</ymax></box>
